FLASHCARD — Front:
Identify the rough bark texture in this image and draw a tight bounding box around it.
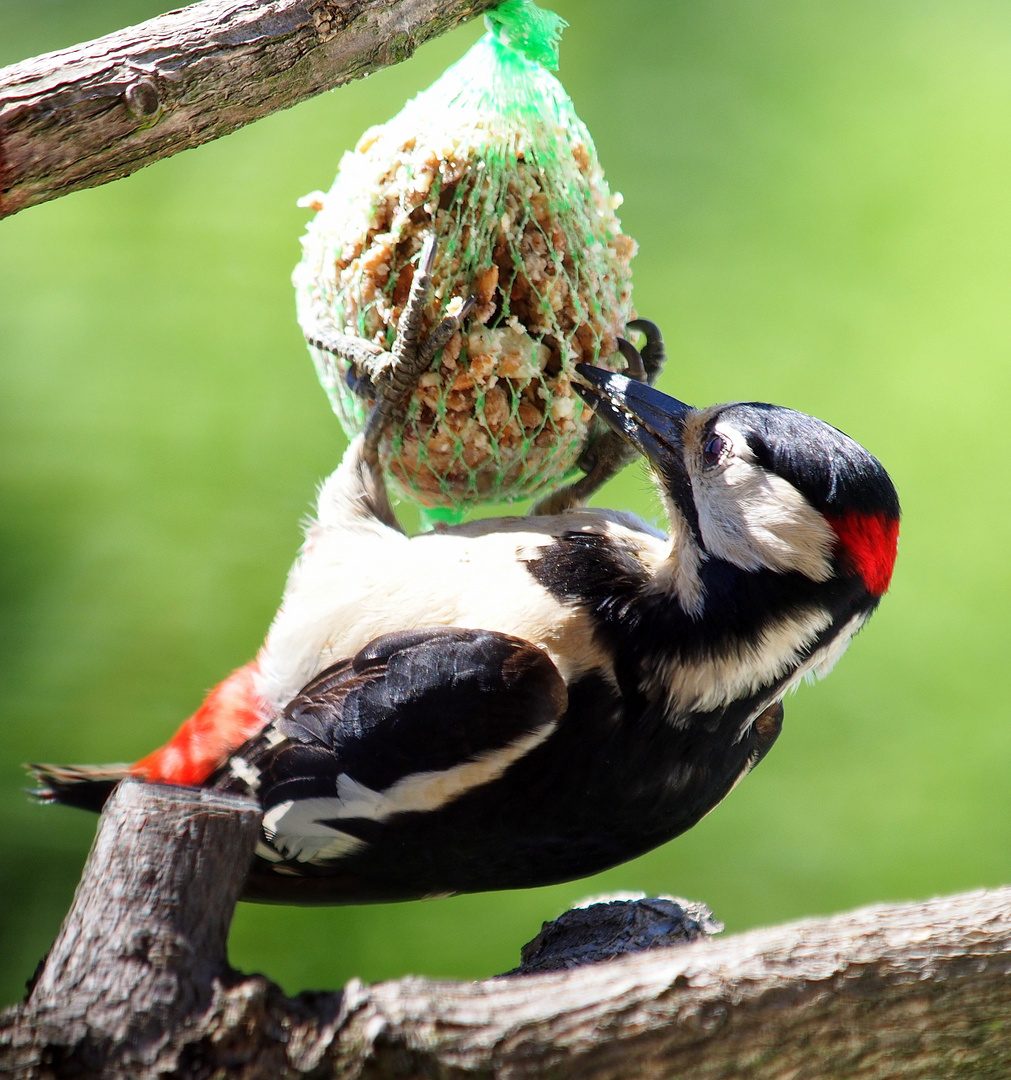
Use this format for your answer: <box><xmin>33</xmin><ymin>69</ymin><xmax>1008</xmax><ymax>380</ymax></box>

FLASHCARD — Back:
<box><xmin>3</xmin><ymin>780</ymin><xmax>1011</xmax><ymax>1078</ymax></box>
<box><xmin>13</xmin><ymin>781</ymin><xmax>262</xmax><ymax>1076</ymax></box>
<box><xmin>0</xmin><ymin>0</ymin><xmax>498</xmax><ymax>218</ymax></box>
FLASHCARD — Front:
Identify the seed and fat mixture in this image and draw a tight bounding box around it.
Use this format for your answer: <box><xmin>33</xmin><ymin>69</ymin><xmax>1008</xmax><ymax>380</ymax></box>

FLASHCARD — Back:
<box><xmin>293</xmin><ymin>10</ymin><xmax>637</xmax><ymax>511</ymax></box>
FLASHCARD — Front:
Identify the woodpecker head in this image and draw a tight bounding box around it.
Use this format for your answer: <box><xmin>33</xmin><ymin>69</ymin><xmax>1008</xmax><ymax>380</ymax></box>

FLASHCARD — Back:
<box><xmin>575</xmin><ymin>365</ymin><xmax>899</xmax><ymax>613</ymax></box>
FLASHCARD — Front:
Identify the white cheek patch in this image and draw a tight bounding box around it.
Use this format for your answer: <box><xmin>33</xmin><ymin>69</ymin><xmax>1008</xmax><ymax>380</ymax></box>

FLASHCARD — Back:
<box><xmin>692</xmin><ymin>428</ymin><xmax>836</xmax><ymax>582</ymax></box>
<box><xmin>654</xmin><ymin>607</ymin><xmax>834</xmax><ymax>715</ymax></box>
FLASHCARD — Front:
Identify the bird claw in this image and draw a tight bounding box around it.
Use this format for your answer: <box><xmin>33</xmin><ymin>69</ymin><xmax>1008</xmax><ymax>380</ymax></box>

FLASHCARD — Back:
<box><xmin>626</xmin><ymin>319</ymin><xmax>666</xmax><ymax>386</ymax></box>
<box><xmin>303</xmin><ymin>323</ymin><xmax>386</xmax><ymax>399</ymax></box>
<box><xmin>359</xmin><ymin>236</ymin><xmax>475</xmax><ymax>466</ymax></box>
<box><xmin>303</xmin><ymin>233</ymin><xmax>475</xmax><ymax>465</ymax></box>
<box><xmin>530</xmin><ymin>321</ymin><xmax>669</xmax><ymax>516</ymax></box>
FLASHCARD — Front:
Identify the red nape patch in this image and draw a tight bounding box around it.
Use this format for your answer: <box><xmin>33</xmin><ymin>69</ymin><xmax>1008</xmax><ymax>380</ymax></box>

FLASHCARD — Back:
<box><xmin>828</xmin><ymin>511</ymin><xmax>899</xmax><ymax>596</ymax></box>
<box><xmin>130</xmin><ymin>660</ymin><xmax>268</xmax><ymax>786</ymax></box>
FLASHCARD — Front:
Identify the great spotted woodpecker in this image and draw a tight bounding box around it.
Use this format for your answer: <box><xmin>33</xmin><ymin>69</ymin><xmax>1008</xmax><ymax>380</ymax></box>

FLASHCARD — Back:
<box><xmin>33</xmin><ymin>242</ymin><xmax>899</xmax><ymax>904</ymax></box>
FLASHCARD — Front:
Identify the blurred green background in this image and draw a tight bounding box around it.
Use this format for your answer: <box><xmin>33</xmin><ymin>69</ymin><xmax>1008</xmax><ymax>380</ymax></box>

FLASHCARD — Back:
<box><xmin>3</xmin><ymin>0</ymin><xmax>1011</xmax><ymax>1006</ymax></box>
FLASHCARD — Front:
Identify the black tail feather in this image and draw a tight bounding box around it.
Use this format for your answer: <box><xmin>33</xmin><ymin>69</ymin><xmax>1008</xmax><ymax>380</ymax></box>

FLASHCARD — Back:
<box><xmin>27</xmin><ymin>763</ymin><xmax>132</xmax><ymax>814</ymax></box>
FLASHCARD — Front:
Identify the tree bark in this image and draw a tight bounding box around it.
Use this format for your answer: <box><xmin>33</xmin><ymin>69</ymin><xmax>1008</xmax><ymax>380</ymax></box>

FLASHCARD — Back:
<box><xmin>3</xmin><ymin>780</ymin><xmax>1011</xmax><ymax>1079</ymax></box>
<box><xmin>0</xmin><ymin>0</ymin><xmax>498</xmax><ymax>218</ymax></box>
<box><xmin>13</xmin><ymin>781</ymin><xmax>262</xmax><ymax>1075</ymax></box>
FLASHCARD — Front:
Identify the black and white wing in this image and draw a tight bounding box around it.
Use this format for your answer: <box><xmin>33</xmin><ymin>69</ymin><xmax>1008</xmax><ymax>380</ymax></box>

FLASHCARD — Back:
<box><xmin>212</xmin><ymin>627</ymin><xmax>568</xmax><ymax>904</ymax></box>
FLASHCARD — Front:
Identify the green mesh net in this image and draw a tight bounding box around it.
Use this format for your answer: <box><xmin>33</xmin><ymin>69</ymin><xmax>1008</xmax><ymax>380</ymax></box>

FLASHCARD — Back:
<box><xmin>293</xmin><ymin>0</ymin><xmax>636</xmax><ymax>514</ymax></box>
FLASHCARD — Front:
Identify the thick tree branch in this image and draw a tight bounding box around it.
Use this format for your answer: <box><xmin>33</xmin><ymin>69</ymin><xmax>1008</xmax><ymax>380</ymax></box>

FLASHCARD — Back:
<box><xmin>0</xmin><ymin>0</ymin><xmax>498</xmax><ymax>218</ymax></box>
<box><xmin>3</xmin><ymin>781</ymin><xmax>1011</xmax><ymax>1078</ymax></box>
<box><xmin>18</xmin><ymin>782</ymin><xmax>262</xmax><ymax>1074</ymax></box>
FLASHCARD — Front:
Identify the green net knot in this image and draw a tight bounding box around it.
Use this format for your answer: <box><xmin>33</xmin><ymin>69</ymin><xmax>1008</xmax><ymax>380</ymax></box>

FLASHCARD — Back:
<box><xmin>485</xmin><ymin>0</ymin><xmax>568</xmax><ymax>70</ymax></box>
<box><xmin>419</xmin><ymin>505</ymin><xmax>467</xmax><ymax>531</ymax></box>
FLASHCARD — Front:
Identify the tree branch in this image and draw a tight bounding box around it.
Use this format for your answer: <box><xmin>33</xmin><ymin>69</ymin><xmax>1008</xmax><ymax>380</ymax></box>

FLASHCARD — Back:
<box><xmin>3</xmin><ymin>780</ymin><xmax>1011</xmax><ymax>1078</ymax></box>
<box><xmin>0</xmin><ymin>0</ymin><xmax>498</xmax><ymax>218</ymax></box>
<box><xmin>16</xmin><ymin>782</ymin><xmax>262</xmax><ymax>1074</ymax></box>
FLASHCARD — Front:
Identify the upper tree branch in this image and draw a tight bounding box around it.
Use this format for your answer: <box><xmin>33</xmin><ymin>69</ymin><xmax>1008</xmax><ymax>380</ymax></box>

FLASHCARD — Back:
<box><xmin>0</xmin><ymin>0</ymin><xmax>498</xmax><ymax>218</ymax></box>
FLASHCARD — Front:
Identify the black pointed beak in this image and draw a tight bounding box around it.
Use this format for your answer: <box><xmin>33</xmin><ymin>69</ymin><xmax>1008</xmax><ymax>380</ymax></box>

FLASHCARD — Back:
<box><xmin>574</xmin><ymin>364</ymin><xmax>701</xmax><ymax>541</ymax></box>
<box><xmin>574</xmin><ymin>364</ymin><xmax>694</xmax><ymax>471</ymax></box>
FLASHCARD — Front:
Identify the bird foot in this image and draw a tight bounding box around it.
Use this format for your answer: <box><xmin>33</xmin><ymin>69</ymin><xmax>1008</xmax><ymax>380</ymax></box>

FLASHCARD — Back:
<box><xmin>304</xmin><ymin>234</ymin><xmax>475</xmax><ymax>469</ymax></box>
<box><xmin>530</xmin><ymin>321</ymin><xmax>668</xmax><ymax>516</ymax></box>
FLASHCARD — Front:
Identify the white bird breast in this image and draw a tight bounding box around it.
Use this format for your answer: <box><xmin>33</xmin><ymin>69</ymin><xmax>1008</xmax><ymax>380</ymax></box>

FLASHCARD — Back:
<box><xmin>254</xmin><ymin>505</ymin><xmax>669</xmax><ymax>712</ymax></box>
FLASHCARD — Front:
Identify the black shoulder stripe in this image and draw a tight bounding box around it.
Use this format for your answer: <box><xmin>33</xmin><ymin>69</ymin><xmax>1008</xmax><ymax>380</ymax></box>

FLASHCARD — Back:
<box><xmin>525</xmin><ymin>532</ymin><xmax>650</xmax><ymax>607</ymax></box>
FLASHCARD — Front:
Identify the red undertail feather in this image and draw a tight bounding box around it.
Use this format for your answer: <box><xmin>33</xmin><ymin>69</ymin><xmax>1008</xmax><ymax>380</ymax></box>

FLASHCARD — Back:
<box><xmin>828</xmin><ymin>511</ymin><xmax>900</xmax><ymax>597</ymax></box>
<box><xmin>130</xmin><ymin>660</ymin><xmax>267</xmax><ymax>786</ymax></box>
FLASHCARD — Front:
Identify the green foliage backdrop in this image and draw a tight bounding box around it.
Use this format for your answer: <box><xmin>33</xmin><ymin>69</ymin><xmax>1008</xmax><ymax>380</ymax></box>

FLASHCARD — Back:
<box><xmin>3</xmin><ymin>0</ymin><xmax>1011</xmax><ymax>1005</ymax></box>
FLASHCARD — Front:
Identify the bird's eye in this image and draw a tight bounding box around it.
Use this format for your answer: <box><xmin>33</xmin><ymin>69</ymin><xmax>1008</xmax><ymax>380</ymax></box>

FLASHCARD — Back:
<box><xmin>702</xmin><ymin>434</ymin><xmax>728</xmax><ymax>466</ymax></box>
